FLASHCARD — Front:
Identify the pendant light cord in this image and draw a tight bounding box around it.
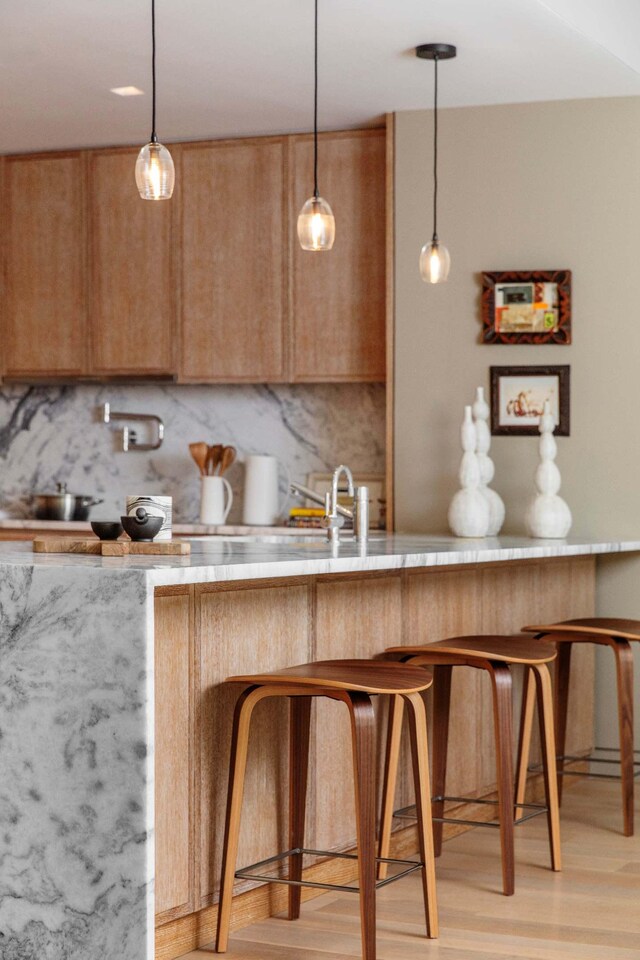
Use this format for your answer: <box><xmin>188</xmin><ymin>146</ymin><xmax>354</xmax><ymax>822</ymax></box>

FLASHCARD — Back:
<box><xmin>432</xmin><ymin>54</ymin><xmax>438</xmax><ymax>242</ymax></box>
<box><xmin>151</xmin><ymin>0</ymin><xmax>157</xmax><ymax>142</ymax></box>
<box><xmin>313</xmin><ymin>0</ymin><xmax>319</xmax><ymax>198</ymax></box>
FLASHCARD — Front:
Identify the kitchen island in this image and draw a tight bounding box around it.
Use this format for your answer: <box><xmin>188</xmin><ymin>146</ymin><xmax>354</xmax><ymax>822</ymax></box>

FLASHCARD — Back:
<box><xmin>1</xmin><ymin>534</ymin><xmax>638</xmax><ymax>960</ymax></box>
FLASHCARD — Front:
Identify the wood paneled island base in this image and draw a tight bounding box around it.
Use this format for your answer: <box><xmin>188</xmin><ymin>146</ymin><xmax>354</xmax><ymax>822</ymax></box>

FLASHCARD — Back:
<box><xmin>155</xmin><ymin>555</ymin><xmax>595</xmax><ymax>960</ymax></box>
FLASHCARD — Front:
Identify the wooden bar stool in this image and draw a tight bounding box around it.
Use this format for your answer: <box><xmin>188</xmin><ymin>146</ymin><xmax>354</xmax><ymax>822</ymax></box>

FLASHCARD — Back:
<box><xmin>519</xmin><ymin>618</ymin><xmax>640</xmax><ymax>836</ymax></box>
<box><xmin>215</xmin><ymin>659</ymin><xmax>439</xmax><ymax>960</ymax></box>
<box><xmin>379</xmin><ymin>636</ymin><xmax>561</xmax><ymax>896</ymax></box>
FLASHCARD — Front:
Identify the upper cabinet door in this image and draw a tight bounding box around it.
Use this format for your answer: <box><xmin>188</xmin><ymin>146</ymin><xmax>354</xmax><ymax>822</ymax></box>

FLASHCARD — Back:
<box><xmin>3</xmin><ymin>153</ymin><xmax>87</xmax><ymax>377</ymax></box>
<box><xmin>180</xmin><ymin>139</ymin><xmax>286</xmax><ymax>382</ymax></box>
<box><xmin>290</xmin><ymin>130</ymin><xmax>386</xmax><ymax>382</ymax></box>
<box><xmin>88</xmin><ymin>148</ymin><xmax>176</xmax><ymax>376</ymax></box>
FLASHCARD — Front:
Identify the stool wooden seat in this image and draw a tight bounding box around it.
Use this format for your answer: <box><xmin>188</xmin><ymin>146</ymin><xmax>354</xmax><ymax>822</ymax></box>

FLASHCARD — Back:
<box><xmin>215</xmin><ymin>659</ymin><xmax>438</xmax><ymax>960</ymax></box>
<box><xmin>380</xmin><ymin>635</ymin><xmax>560</xmax><ymax>896</ymax></box>
<box><xmin>520</xmin><ymin>618</ymin><xmax>640</xmax><ymax>836</ymax></box>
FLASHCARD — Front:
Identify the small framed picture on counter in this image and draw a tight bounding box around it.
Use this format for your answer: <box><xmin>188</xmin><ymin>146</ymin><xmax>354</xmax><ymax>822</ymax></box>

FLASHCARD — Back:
<box><xmin>482</xmin><ymin>269</ymin><xmax>572</xmax><ymax>344</ymax></box>
<box><xmin>490</xmin><ymin>365</ymin><xmax>570</xmax><ymax>436</ymax></box>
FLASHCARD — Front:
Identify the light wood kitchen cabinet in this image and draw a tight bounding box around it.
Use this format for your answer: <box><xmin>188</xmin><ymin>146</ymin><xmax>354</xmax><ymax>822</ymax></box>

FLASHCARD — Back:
<box><xmin>180</xmin><ymin>138</ymin><xmax>287</xmax><ymax>382</ymax></box>
<box><xmin>88</xmin><ymin>148</ymin><xmax>177</xmax><ymax>376</ymax></box>
<box><xmin>0</xmin><ymin>129</ymin><xmax>387</xmax><ymax>384</ymax></box>
<box><xmin>2</xmin><ymin>152</ymin><xmax>87</xmax><ymax>378</ymax></box>
<box><xmin>289</xmin><ymin>130</ymin><xmax>386</xmax><ymax>382</ymax></box>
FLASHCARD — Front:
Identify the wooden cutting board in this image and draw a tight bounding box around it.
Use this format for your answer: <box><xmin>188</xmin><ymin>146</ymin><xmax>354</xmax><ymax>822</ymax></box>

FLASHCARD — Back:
<box><xmin>33</xmin><ymin>538</ymin><xmax>191</xmax><ymax>556</ymax></box>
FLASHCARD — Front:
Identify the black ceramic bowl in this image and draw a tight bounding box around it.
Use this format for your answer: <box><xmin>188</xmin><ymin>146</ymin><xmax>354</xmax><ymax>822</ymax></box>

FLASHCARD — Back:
<box><xmin>91</xmin><ymin>520</ymin><xmax>124</xmax><ymax>541</ymax></box>
<box><xmin>120</xmin><ymin>514</ymin><xmax>164</xmax><ymax>542</ymax></box>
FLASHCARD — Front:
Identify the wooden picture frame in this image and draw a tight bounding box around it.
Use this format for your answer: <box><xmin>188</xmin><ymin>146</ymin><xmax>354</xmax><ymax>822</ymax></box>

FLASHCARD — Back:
<box><xmin>482</xmin><ymin>269</ymin><xmax>571</xmax><ymax>344</ymax></box>
<box><xmin>490</xmin><ymin>365</ymin><xmax>570</xmax><ymax>436</ymax></box>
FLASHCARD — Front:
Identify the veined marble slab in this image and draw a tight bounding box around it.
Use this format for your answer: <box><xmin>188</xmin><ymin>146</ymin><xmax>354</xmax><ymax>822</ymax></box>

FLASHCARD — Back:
<box><xmin>1</xmin><ymin>533</ymin><xmax>639</xmax><ymax>959</ymax></box>
<box><xmin>0</xmin><ymin>381</ymin><xmax>385</xmax><ymax>525</ymax></box>
<box><xmin>0</xmin><ymin>534</ymin><xmax>638</xmax><ymax>586</ymax></box>
<box><xmin>0</xmin><ymin>564</ymin><xmax>153</xmax><ymax>960</ymax></box>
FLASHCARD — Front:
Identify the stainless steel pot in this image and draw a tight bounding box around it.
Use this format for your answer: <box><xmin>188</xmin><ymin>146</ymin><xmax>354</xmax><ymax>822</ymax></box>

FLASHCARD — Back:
<box><xmin>33</xmin><ymin>483</ymin><xmax>104</xmax><ymax>522</ymax></box>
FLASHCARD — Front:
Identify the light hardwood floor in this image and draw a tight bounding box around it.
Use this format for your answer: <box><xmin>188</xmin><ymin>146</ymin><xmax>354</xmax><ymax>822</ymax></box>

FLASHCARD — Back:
<box><xmin>181</xmin><ymin>780</ymin><xmax>640</xmax><ymax>959</ymax></box>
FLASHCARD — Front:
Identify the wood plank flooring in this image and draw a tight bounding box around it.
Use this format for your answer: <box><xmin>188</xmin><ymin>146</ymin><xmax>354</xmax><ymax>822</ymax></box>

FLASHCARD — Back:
<box><xmin>181</xmin><ymin>780</ymin><xmax>640</xmax><ymax>959</ymax></box>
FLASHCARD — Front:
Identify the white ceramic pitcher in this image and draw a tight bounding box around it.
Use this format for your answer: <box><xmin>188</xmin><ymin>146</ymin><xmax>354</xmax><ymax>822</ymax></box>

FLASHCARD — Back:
<box><xmin>200</xmin><ymin>476</ymin><xmax>233</xmax><ymax>525</ymax></box>
<box><xmin>242</xmin><ymin>454</ymin><xmax>290</xmax><ymax>526</ymax></box>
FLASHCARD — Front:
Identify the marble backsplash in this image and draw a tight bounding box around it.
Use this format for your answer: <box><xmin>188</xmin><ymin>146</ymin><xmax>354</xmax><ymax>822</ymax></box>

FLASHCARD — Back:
<box><xmin>0</xmin><ymin>382</ymin><xmax>385</xmax><ymax>524</ymax></box>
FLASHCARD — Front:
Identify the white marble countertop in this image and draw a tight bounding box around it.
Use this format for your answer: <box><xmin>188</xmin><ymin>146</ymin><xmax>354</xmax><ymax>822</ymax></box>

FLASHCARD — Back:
<box><xmin>0</xmin><ymin>534</ymin><xmax>639</xmax><ymax>587</ymax></box>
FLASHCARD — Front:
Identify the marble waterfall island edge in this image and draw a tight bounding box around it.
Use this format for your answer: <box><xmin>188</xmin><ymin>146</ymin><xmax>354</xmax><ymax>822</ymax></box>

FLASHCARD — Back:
<box><xmin>0</xmin><ymin>564</ymin><xmax>153</xmax><ymax>960</ymax></box>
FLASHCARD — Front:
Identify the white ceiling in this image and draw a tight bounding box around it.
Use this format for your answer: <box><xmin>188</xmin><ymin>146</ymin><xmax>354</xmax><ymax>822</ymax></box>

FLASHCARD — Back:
<box><xmin>1</xmin><ymin>0</ymin><xmax>640</xmax><ymax>154</ymax></box>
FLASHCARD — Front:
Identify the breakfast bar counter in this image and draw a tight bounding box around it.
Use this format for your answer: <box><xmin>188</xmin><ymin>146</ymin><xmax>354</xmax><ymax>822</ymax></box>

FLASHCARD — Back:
<box><xmin>1</xmin><ymin>534</ymin><xmax>638</xmax><ymax>960</ymax></box>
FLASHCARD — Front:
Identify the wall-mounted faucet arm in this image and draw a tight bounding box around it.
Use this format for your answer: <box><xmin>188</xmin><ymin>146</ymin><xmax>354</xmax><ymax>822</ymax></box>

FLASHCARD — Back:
<box><xmin>102</xmin><ymin>402</ymin><xmax>164</xmax><ymax>452</ymax></box>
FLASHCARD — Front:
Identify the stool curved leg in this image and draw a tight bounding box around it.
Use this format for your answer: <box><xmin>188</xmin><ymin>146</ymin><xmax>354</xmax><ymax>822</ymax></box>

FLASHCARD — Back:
<box><xmin>377</xmin><ymin>694</ymin><xmax>404</xmax><ymax>881</ymax></box>
<box><xmin>431</xmin><ymin>664</ymin><xmax>453</xmax><ymax>858</ymax></box>
<box><xmin>515</xmin><ymin>666</ymin><xmax>536</xmax><ymax>808</ymax></box>
<box><xmin>346</xmin><ymin>691</ymin><xmax>378</xmax><ymax>960</ymax></box>
<box><xmin>288</xmin><ymin>695</ymin><xmax>312</xmax><ymax>919</ymax></box>
<box><xmin>533</xmin><ymin>663</ymin><xmax>562</xmax><ymax>871</ymax></box>
<box><xmin>404</xmin><ymin>691</ymin><xmax>439</xmax><ymax>939</ymax></box>
<box><xmin>489</xmin><ymin>662</ymin><xmax>515</xmax><ymax>896</ymax></box>
<box><xmin>216</xmin><ymin>685</ymin><xmax>263</xmax><ymax>953</ymax></box>
<box><xmin>554</xmin><ymin>643</ymin><xmax>572</xmax><ymax>805</ymax></box>
<box><xmin>612</xmin><ymin>639</ymin><xmax>635</xmax><ymax>836</ymax></box>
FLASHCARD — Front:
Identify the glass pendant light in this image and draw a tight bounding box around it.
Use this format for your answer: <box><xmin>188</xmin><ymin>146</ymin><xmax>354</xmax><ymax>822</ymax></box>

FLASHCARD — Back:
<box><xmin>135</xmin><ymin>0</ymin><xmax>175</xmax><ymax>200</ymax></box>
<box><xmin>297</xmin><ymin>0</ymin><xmax>335</xmax><ymax>251</ymax></box>
<box><xmin>416</xmin><ymin>43</ymin><xmax>456</xmax><ymax>283</ymax></box>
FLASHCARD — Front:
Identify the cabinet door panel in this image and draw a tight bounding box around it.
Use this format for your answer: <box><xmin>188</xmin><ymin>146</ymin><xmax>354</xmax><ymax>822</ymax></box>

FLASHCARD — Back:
<box><xmin>181</xmin><ymin>140</ymin><xmax>286</xmax><ymax>382</ymax></box>
<box><xmin>155</xmin><ymin>589</ymin><xmax>193</xmax><ymax>921</ymax></box>
<box><xmin>405</xmin><ymin>570</ymin><xmax>484</xmax><ymax>799</ymax></box>
<box><xmin>291</xmin><ymin>131</ymin><xmax>386</xmax><ymax>382</ymax></box>
<box><xmin>197</xmin><ymin>583</ymin><xmax>310</xmax><ymax>907</ymax></box>
<box><xmin>89</xmin><ymin>149</ymin><xmax>175</xmax><ymax>375</ymax></box>
<box><xmin>314</xmin><ymin>577</ymin><xmax>402</xmax><ymax>851</ymax></box>
<box><xmin>3</xmin><ymin>154</ymin><xmax>86</xmax><ymax>376</ymax></box>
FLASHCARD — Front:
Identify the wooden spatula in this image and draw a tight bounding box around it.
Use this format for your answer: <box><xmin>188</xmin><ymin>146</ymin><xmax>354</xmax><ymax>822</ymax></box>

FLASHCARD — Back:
<box><xmin>219</xmin><ymin>445</ymin><xmax>237</xmax><ymax>476</ymax></box>
<box><xmin>206</xmin><ymin>444</ymin><xmax>224</xmax><ymax>476</ymax></box>
<box><xmin>189</xmin><ymin>442</ymin><xmax>208</xmax><ymax>476</ymax></box>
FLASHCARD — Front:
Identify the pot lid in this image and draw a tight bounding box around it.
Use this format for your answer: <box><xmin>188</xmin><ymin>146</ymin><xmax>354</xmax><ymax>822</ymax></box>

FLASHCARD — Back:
<box><xmin>34</xmin><ymin>483</ymin><xmax>86</xmax><ymax>498</ymax></box>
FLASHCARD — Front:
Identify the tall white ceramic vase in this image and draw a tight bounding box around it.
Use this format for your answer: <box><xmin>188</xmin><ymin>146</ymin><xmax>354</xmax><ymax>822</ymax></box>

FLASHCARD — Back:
<box><xmin>525</xmin><ymin>400</ymin><xmax>572</xmax><ymax>538</ymax></box>
<box><xmin>448</xmin><ymin>405</ymin><xmax>490</xmax><ymax>538</ymax></box>
<box><xmin>472</xmin><ymin>386</ymin><xmax>505</xmax><ymax>536</ymax></box>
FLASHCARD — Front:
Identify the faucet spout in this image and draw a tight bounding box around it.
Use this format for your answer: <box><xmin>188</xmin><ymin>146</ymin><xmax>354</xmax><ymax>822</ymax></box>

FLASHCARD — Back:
<box><xmin>331</xmin><ymin>465</ymin><xmax>354</xmax><ymax>516</ymax></box>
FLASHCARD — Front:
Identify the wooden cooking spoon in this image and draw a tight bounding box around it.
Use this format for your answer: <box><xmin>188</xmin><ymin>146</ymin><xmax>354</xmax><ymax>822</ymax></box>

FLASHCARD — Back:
<box><xmin>219</xmin><ymin>445</ymin><xmax>237</xmax><ymax>476</ymax></box>
<box><xmin>189</xmin><ymin>442</ymin><xmax>208</xmax><ymax>476</ymax></box>
<box><xmin>206</xmin><ymin>444</ymin><xmax>224</xmax><ymax>476</ymax></box>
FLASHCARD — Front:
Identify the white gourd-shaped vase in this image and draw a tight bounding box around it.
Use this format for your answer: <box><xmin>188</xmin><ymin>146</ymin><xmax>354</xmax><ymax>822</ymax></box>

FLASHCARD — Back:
<box><xmin>472</xmin><ymin>386</ymin><xmax>505</xmax><ymax>536</ymax></box>
<box><xmin>448</xmin><ymin>405</ymin><xmax>490</xmax><ymax>537</ymax></box>
<box><xmin>525</xmin><ymin>400</ymin><xmax>572</xmax><ymax>538</ymax></box>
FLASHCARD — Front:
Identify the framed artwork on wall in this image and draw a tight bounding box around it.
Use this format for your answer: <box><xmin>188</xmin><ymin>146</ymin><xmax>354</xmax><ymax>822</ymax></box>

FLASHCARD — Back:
<box><xmin>490</xmin><ymin>365</ymin><xmax>570</xmax><ymax>436</ymax></box>
<box><xmin>482</xmin><ymin>269</ymin><xmax>572</xmax><ymax>344</ymax></box>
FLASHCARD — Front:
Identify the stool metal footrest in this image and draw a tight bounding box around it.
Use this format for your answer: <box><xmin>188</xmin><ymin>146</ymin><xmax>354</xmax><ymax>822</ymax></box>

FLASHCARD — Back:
<box><xmin>235</xmin><ymin>847</ymin><xmax>423</xmax><ymax>894</ymax></box>
<box><xmin>528</xmin><ymin>746</ymin><xmax>640</xmax><ymax>782</ymax></box>
<box><xmin>393</xmin><ymin>796</ymin><xmax>547</xmax><ymax>830</ymax></box>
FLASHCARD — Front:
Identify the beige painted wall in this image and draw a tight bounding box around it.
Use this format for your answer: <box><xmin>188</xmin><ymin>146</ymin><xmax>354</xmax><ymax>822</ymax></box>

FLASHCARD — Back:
<box><xmin>394</xmin><ymin>97</ymin><xmax>640</xmax><ymax>744</ymax></box>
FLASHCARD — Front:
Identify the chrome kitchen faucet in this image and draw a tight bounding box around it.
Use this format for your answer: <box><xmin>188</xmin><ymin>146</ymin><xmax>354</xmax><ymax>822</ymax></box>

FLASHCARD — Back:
<box><xmin>290</xmin><ymin>464</ymin><xmax>369</xmax><ymax>546</ymax></box>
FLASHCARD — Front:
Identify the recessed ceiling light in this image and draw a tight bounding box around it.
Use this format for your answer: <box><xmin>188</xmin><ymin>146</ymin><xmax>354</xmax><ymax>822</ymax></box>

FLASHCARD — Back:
<box><xmin>111</xmin><ymin>86</ymin><xmax>145</xmax><ymax>97</ymax></box>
